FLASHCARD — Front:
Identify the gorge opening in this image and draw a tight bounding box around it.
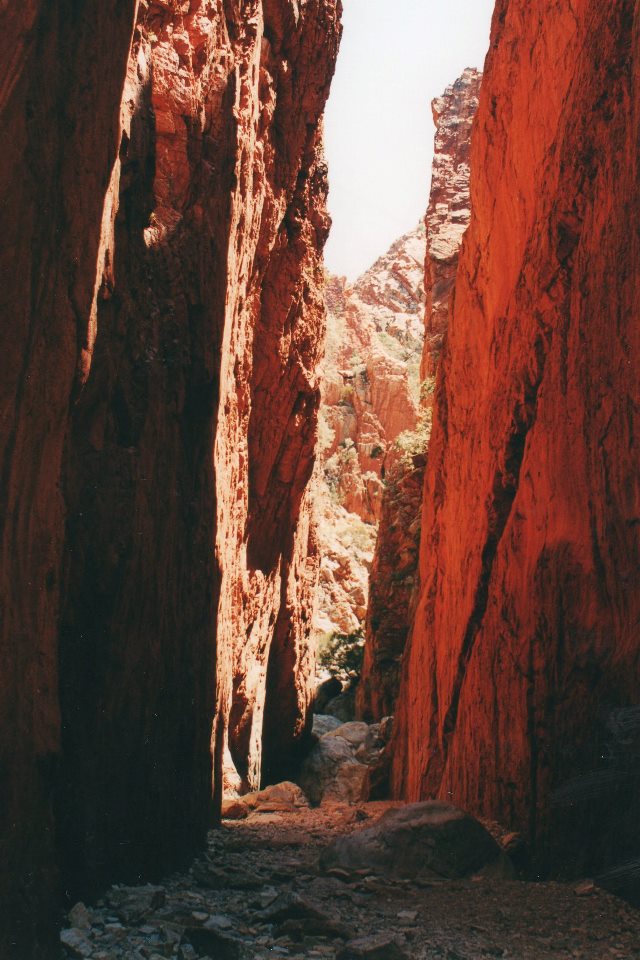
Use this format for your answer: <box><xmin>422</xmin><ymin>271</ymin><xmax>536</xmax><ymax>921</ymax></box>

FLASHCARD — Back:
<box><xmin>1</xmin><ymin>1</ymin><xmax>639</xmax><ymax>959</ymax></box>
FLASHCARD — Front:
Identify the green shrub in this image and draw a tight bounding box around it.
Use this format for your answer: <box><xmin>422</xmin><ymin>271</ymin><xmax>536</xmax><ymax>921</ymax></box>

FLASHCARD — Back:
<box><xmin>317</xmin><ymin>629</ymin><xmax>365</xmax><ymax>683</ymax></box>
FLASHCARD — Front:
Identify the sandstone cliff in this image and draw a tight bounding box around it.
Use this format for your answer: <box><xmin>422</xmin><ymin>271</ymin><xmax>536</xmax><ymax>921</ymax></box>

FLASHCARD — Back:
<box><xmin>358</xmin><ymin>70</ymin><xmax>481</xmax><ymax>722</ymax></box>
<box><xmin>0</xmin><ymin>3</ymin><xmax>139</xmax><ymax>953</ymax></box>
<box><xmin>0</xmin><ymin>1</ymin><xmax>340</xmax><ymax>955</ymax></box>
<box><xmin>393</xmin><ymin>0</ymin><xmax>640</xmax><ymax>876</ymax></box>
<box><xmin>315</xmin><ymin>229</ymin><xmax>424</xmax><ymax>640</ymax></box>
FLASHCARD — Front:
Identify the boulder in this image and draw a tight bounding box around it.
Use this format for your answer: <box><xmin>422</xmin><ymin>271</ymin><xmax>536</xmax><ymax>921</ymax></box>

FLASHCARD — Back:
<box><xmin>298</xmin><ymin>736</ymin><xmax>363</xmax><ymax>805</ymax></box>
<box><xmin>326</xmin><ymin>721</ymin><xmax>370</xmax><ymax>747</ymax></box>
<box><xmin>221</xmin><ymin>781</ymin><xmax>308</xmax><ymax>820</ymax></box>
<box><xmin>258</xmin><ymin>891</ymin><xmax>351</xmax><ymax>939</ymax></box>
<box><xmin>320</xmin><ymin>801</ymin><xmax>510</xmax><ymax>880</ymax></box>
<box><xmin>313</xmin><ymin>714</ymin><xmax>344</xmax><ymax>737</ymax></box>
<box><xmin>324</xmin><ymin>687</ymin><xmax>357</xmax><ymax>722</ymax></box>
<box><xmin>107</xmin><ymin>885</ymin><xmax>166</xmax><ymax>924</ymax></box>
<box><xmin>60</xmin><ymin>928</ymin><xmax>93</xmax><ymax>958</ymax></box>
<box><xmin>251</xmin><ymin>781</ymin><xmax>309</xmax><ymax>811</ymax></box>
<box><xmin>325</xmin><ymin>762</ymin><xmax>369</xmax><ymax>805</ymax></box>
<box><xmin>221</xmin><ymin>799</ymin><xmax>249</xmax><ymax>820</ymax></box>
<box><xmin>68</xmin><ymin>902</ymin><xmax>92</xmax><ymax>931</ymax></box>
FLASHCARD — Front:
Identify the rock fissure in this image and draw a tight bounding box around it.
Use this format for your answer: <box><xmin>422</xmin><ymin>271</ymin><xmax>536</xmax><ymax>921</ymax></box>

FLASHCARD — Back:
<box><xmin>2</xmin><ymin>0</ymin><xmax>640</xmax><ymax>956</ymax></box>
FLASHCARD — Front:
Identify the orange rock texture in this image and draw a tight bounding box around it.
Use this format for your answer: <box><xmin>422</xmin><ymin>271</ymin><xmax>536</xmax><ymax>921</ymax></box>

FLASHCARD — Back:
<box><xmin>316</xmin><ymin>232</ymin><xmax>424</xmax><ymax>638</ymax></box>
<box><xmin>358</xmin><ymin>70</ymin><xmax>480</xmax><ymax>723</ymax></box>
<box><xmin>393</xmin><ymin>0</ymin><xmax>640</xmax><ymax>874</ymax></box>
<box><xmin>0</xmin><ymin>1</ymin><xmax>340</xmax><ymax>955</ymax></box>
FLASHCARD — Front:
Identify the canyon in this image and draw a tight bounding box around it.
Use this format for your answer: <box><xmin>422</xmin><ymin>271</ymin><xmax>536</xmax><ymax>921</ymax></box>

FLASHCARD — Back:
<box><xmin>1</xmin><ymin>0</ymin><xmax>639</xmax><ymax>957</ymax></box>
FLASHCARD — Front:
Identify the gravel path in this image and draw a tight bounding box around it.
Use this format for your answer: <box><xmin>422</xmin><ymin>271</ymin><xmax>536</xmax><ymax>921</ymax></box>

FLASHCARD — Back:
<box><xmin>59</xmin><ymin>802</ymin><xmax>640</xmax><ymax>960</ymax></box>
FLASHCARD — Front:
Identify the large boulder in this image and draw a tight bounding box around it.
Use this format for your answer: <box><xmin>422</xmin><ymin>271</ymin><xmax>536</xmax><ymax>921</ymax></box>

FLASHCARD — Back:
<box><xmin>324</xmin><ymin>687</ymin><xmax>357</xmax><ymax>722</ymax></box>
<box><xmin>298</xmin><ymin>736</ymin><xmax>366</xmax><ymax>806</ymax></box>
<box><xmin>326</xmin><ymin>721</ymin><xmax>370</xmax><ymax>748</ymax></box>
<box><xmin>221</xmin><ymin>781</ymin><xmax>309</xmax><ymax>820</ymax></box>
<box><xmin>313</xmin><ymin>714</ymin><xmax>344</xmax><ymax>737</ymax></box>
<box><xmin>320</xmin><ymin>801</ymin><xmax>510</xmax><ymax>880</ymax></box>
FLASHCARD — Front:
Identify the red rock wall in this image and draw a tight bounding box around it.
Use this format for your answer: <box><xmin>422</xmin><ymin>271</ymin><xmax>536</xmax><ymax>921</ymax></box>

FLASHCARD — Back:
<box><xmin>357</xmin><ymin>452</ymin><xmax>425</xmax><ymax>722</ymax></box>
<box><xmin>0</xmin><ymin>4</ymin><xmax>139</xmax><ymax>955</ymax></box>
<box><xmin>393</xmin><ymin>0</ymin><xmax>640</xmax><ymax>874</ymax></box>
<box><xmin>0</xmin><ymin>1</ymin><xmax>340</xmax><ymax>954</ymax></box>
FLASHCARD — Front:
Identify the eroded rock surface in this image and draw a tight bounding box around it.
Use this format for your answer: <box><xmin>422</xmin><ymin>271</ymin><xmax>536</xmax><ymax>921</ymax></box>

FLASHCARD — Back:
<box><xmin>393</xmin><ymin>0</ymin><xmax>640</xmax><ymax>878</ymax></box>
<box><xmin>422</xmin><ymin>68</ymin><xmax>481</xmax><ymax>380</ymax></box>
<box><xmin>0</xmin><ymin>3</ymin><xmax>139</xmax><ymax>955</ymax></box>
<box><xmin>0</xmin><ymin>1</ymin><xmax>341</xmax><ymax>954</ymax></box>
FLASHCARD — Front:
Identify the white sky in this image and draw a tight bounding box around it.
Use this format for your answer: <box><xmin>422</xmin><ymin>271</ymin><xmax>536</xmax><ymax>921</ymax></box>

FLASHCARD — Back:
<box><xmin>323</xmin><ymin>0</ymin><xmax>496</xmax><ymax>280</ymax></box>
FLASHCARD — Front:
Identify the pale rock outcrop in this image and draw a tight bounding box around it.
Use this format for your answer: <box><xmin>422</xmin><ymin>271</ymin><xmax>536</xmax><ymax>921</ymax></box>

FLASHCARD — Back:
<box><xmin>423</xmin><ymin>68</ymin><xmax>481</xmax><ymax>380</ymax></box>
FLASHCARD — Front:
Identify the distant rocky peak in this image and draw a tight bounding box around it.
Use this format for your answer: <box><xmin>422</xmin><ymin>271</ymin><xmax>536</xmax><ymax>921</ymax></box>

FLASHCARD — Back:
<box><xmin>423</xmin><ymin>67</ymin><xmax>482</xmax><ymax>378</ymax></box>
<box><xmin>344</xmin><ymin>223</ymin><xmax>426</xmax><ymax>349</ymax></box>
<box><xmin>427</xmin><ymin>68</ymin><xmax>481</xmax><ymax>266</ymax></box>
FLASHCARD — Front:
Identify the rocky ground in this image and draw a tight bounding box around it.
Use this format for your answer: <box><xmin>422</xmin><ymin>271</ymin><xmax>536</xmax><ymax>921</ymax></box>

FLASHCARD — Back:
<box><xmin>59</xmin><ymin>799</ymin><xmax>640</xmax><ymax>959</ymax></box>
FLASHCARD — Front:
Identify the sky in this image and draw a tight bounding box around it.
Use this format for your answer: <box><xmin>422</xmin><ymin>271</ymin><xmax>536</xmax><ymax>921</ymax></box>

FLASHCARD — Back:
<box><xmin>323</xmin><ymin>0</ymin><xmax>496</xmax><ymax>280</ymax></box>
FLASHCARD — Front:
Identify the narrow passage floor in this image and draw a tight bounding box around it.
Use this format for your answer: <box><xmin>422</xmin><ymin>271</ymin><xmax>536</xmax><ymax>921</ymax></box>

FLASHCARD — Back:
<box><xmin>60</xmin><ymin>802</ymin><xmax>640</xmax><ymax>960</ymax></box>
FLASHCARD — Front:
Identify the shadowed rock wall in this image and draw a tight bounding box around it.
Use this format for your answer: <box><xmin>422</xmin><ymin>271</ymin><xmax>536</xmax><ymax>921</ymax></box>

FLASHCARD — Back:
<box><xmin>393</xmin><ymin>0</ymin><xmax>640</xmax><ymax>876</ymax></box>
<box><xmin>0</xmin><ymin>1</ymin><xmax>340</xmax><ymax>955</ymax></box>
<box><xmin>0</xmin><ymin>3</ymin><xmax>139</xmax><ymax>954</ymax></box>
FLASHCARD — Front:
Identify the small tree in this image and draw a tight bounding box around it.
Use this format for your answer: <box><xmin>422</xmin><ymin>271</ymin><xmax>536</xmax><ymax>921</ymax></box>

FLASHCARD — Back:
<box><xmin>317</xmin><ymin>629</ymin><xmax>365</xmax><ymax>684</ymax></box>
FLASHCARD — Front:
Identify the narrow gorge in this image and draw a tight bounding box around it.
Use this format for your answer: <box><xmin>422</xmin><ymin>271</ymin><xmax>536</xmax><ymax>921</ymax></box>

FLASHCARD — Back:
<box><xmin>1</xmin><ymin>1</ymin><xmax>639</xmax><ymax>959</ymax></box>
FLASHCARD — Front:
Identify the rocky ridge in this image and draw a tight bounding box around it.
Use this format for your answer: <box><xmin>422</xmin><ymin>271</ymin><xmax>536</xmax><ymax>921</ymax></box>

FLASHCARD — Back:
<box><xmin>423</xmin><ymin>68</ymin><xmax>482</xmax><ymax>380</ymax></box>
<box><xmin>358</xmin><ymin>70</ymin><xmax>481</xmax><ymax>722</ymax></box>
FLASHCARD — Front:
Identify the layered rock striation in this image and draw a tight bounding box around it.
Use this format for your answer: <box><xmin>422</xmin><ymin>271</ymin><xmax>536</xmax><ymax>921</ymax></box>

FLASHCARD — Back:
<box><xmin>0</xmin><ymin>1</ymin><xmax>341</xmax><ymax>955</ymax></box>
<box><xmin>0</xmin><ymin>3</ymin><xmax>140</xmax><ymax>953</ymax></box>
<box><xmin>358</xmin><ymin>70</ymin><xmax>480</xmax><ymax>722</ymax></box>
<box><xmin>316</xmin><ymin>229</ymin><xmax>424</xmax><ymax>639</ymax></box>
<box><xmin>393</xmin><ymin>0</ymin><xmax>640</xmax><ymax>877</ymax></box>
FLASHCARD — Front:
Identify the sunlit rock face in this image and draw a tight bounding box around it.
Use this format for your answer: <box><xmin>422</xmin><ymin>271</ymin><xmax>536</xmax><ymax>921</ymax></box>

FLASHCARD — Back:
<box><xmin>393</xmin><ymin>0</ymin><xmax>640</xmax><ymax>876</ymax></box>
<box><xmin>0</xmin><ymin>1</ymin><xmax>340</xmax><ymax>954</ymax></box>
<box><xmin>316</xmin><ymin>229</ymin><xmax>424</xmax><ymax>640</ymax></box>
<box><xmin>423</xmin><ymin>67</ymin><xmax>481</xmax><ymax>381</ymax></box>
<box><xmin>357</xmin><ymin>70</ymin><xmax>480</xmax><ymax>723</ymax></box>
